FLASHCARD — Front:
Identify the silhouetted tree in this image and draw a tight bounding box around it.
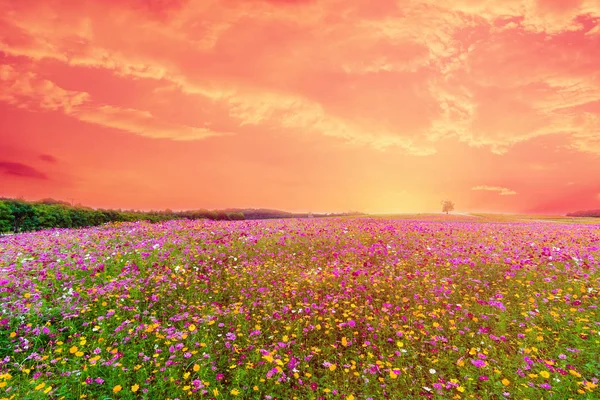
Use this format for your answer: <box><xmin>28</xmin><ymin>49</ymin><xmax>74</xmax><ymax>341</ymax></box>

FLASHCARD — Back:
<box><xmin>441</xmin><ymin>200</ymin><xmax>455</xmax><ymax>214</ymax></box>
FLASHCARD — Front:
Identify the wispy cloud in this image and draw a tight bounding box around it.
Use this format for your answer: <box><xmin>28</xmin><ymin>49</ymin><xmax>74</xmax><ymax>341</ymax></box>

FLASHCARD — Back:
<box><xmin>472</xmin><ymin>185</ymin><xmax>518</xmax><ymax>195</ymax></box>
<box><xmin>0</xmin><ymin>161</ymin><xmax>48</xmax><ymax>180</ymax></box>
<box><xmin>74</xmin><ymin>105</ymin><xmax>227</xmax><ymax>141</ymax></box>
<box><xmin>1</xmin><ymin>0</ymin><xmax>599</xmax><ymax>154</ymax></box>
<box><xmin>39</xmin><ymin>154</ymin><xmax>58</xmax><ymax>163</ymax></box>
<box><xmin>0</xmin><ymin>65</ymin><xmax>229</xmax><ymax>141</ymax></box>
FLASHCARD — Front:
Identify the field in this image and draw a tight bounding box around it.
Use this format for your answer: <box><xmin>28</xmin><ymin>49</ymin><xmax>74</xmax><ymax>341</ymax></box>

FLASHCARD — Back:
<box><xmin>1</xmin><ymin>217</ymin><xmax>599</xmax><ymax>399</ymax></box>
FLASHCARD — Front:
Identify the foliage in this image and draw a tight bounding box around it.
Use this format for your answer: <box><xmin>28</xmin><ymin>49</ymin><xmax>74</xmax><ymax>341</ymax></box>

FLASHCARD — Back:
<box><xmin>442</xmin><ymin>200</ymin><xmax>455</xmax><ymax>214</ymax></box>
<box><xmin>0</xmin><ymin>218</ymin><xmax>599</xmax><ymax>399</ymax></box>
<box><xmin>567</xmin><ymin>209</ymin><xmax>600</xmax><ymax>218</ymax></box>
<box><xmin>0</xmin><ymin>198</ymin><xmax>364</xmax><ymax>234</ymax></box>
<box><xmin>0</xmin><ymin>201</ymin><xmax>14</xmax><ymax>233</ymax></box>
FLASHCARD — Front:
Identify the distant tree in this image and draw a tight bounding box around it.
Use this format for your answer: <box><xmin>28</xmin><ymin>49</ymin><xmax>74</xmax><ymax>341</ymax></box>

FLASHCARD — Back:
<box><xmin>34</xmin><ymin>204</ymin><xmax>58</xmax><ymax>230</ymax></box>
<box><xmin>0</xmin><ymin>201</ymin><xmax>14</xmax><ymax>233</ymax></box>
<box><xmin>0</xmin><ymin>197</ymin><xmax>359</xmax><ymax>232</ymax></box>
<box><xmin>566</xmin><ymin>209</ymin><xmax>600</xmax><ymax>218</ymax></box>
<box><xmin>441</xmin><ymin>200</ymin><xmax>455</xmax><ymax>214</ymax></box>
<box><xmin>228</xmin><ymin>212</ymin><xmax>245</xmax><ymax>221</ymax></box>
<box><xmin>215</xmin><ymin>211</ymin><xmax>229</xmax><ymax>221</ymax></box>
<box><xmin>7</xmin><ymin>200</ymin><xmax>35</xmax><ymax>232</ymax></box>
<box><xmin>54</xmin><ymin>206</ymin><xmax>73</xmax><ymax>228</ymax></box>
<box><xmin>38</xmin><ymin>198</ymin><xmax>71</xmax><ymax>206</ymax></box>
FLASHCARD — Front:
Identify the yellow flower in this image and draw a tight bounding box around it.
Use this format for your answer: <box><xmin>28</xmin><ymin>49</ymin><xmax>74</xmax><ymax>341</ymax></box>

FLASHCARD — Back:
<box><xmin>341</xmin><ymin>337</ymin><xmax>348</xmax><ymax>347</ymax></box>
<box><xmin>540</xmin><ymin>371</ymin><xmax>550</xmax><ymax>379</ymax></box>
<box><xmin>131</xmin><ymin>384</ymin><xmax>139</xmax><ymax>392</ymax></box>
<box><xmin>75</xmin><ymin>351</ymin><xmax>84</xmax><ymax>357</ymax></box>
<box><xmin>69</xmin><ymin>346</ymin><xmax>78</xmax><ymax>354</ymax></box>
<box><xmin>193</xmin><ymin>364</ymin><xmax>200</xmax><ymax>372</ymax></box>
<box><xmin>35</xmin><ymin>382</ymin><xmax>46</xmax><ymax>390</ymax></box>
<box><xmin>569</xmin><ymin>370</ymin><xmax>581</xmax><ymax>378</ymax></box>
<box><xmin>43</xmin><ymin>386</ymin><xmax>52</xmax><ymax>394</ymax></box>
<box><xmin>585</xmin><ymin>381</ymin><xmax>597</xmax><ymax>389</ymax></box>
<box><xmin>188</xmin><ymin>324</ymin><xmax>196</xmax><ymax>332</ymax></box>
<box><xmin>329</xmin><ymin>364</ymin><xmax>337</xmax><ymax>371</ymax></box>
<box><xmin>230</xmin><ymin>389</ymin><xmax>240</xmax><ymax>396</ymax></box>
<box><xmin>9</xmin><ymin>332</ymin><xmax>16</xmax><ymax>338</ymax></box>
<box><xmin>457</xmin><ymin>386</ymin><xmax>465</xmax><ymax>393</ymax></box>
<box><xmin>263</xmin><ymin>355</ymin><xmax>274</xmax><ymax>363</ymax></box>
<box><xmin>347</xmin><ymin>395</ymin><xmax>355</xmax><ymax>400</ymax></box>
<box><xmin>502</xmin><ymin>378</ymin><xmax>510</xmax><ymax>386</ymax></box>
<box><xmin>213</xmin><ymin>388</ymin><xmax>219</xmax><ymax>396</ymax></box>
<box><xmin>113</xmin><ymin>385</ymin><xmax>122</xmax><ymax>393</ymax></box>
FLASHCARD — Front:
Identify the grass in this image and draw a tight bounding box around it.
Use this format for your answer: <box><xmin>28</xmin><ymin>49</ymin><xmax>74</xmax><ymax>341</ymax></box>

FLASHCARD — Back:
<box><xmin>0</xmin><ymin>217</ymin><xmax>599</xmax><ymax>399</ymax></box>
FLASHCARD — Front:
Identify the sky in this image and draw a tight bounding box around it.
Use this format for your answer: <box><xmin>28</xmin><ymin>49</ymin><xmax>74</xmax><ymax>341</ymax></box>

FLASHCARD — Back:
<box><xmin>0</xmin><ymin>0</ymin><xmax>599</xmax><ymax>214</ymax></box>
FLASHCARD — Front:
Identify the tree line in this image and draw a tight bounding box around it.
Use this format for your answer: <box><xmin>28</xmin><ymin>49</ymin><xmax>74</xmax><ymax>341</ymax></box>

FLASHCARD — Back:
<box><xmin>566</xmin><ymin>209</ymin><xmax>600</xmax><ymax>218</ymax></box>
<box><xmin>0</xmin><ymin>198</ymin><xmax>363</xmax><ymax>233</ymax></box>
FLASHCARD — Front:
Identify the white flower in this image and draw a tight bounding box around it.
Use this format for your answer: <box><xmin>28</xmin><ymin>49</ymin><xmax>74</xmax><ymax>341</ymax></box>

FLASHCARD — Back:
<box><xmin>429</xmin><ymin>368</ymin><xmax>436</xmax><ymax>374</ymax></box>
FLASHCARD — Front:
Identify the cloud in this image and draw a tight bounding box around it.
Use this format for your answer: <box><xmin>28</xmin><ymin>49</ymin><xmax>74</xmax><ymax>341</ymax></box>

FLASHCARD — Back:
<box><xmin>0</xmin><ymin>161</ymin><xmax>48</xmax><ymax>180</ymax></box>
<box><xmin>74</xmin><ymin>105</ymin><xmax>227</xmax><ymax>140</ymax></box>
<box><xmin>0</xmin><ymin>65</ymin><xmax>229</xmax><ymax>141</ymax></box>
<box><xmin>0</xmin><ymin>0</ymin><xmax>440</xmax><ymax>153</ymax></box>
<box><xmin>472</xmin><ymin>186</ymin><xmax>518</xmax><ymax>195</ymax></box>
<box><xmin>39</xmin><ymin>154</ymin><xmax>58</xmax><ymax>163</ymax></box>
<box><xmin>0</xmin><ymin>0</ymin><xmax>599</xmax><ymax>155</ymax></box>
<box><xmin>256</xmin><ymin>0</ymin><xmax>314</xmax><ymax>4</ymax></box>
<box><xmin>0</xmin><ymin>65</ymin><xmax>90</xmax><ymax>113</ymax></box>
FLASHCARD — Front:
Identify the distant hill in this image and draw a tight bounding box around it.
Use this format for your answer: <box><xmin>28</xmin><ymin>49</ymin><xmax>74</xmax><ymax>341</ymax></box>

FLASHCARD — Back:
<box><xmin>566</xmin><ymin>209</ymin><xmax>600</xmax><ymax>218</ymax></box>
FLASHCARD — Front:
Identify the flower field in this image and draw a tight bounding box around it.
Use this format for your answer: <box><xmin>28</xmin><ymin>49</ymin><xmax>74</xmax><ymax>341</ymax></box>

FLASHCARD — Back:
<box><xmin>1</xmin><ymin>218</ymin><xmax>599</xmax><ymax>399</ymax></box>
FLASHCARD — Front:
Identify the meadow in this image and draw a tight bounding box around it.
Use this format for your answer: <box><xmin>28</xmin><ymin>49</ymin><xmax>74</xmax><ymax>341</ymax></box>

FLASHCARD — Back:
<box><xmin>0</xmin><ymin>217</ymin><xmax>599</xmax><ymax>399</ymax></box>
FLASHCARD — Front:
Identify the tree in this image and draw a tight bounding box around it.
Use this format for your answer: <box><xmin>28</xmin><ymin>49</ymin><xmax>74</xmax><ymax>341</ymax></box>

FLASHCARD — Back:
<box><xmin>34</xmin><ymin>204</ymin><xmax>58</xmax><ymax>230</ymax></box>
<box><xmin>441</xmin><ymin>200</ymin><xmax>455</xmax><ymax>214</ymax></box>
<box><xmin>0</xmin><ymin>201</ymin><xmax>14</xmax><ymax>233</ymax></box>
<box><xmin>7</xmin><ymin>200</ymin><xmax>35</xmax><ymax>232</ymax></box>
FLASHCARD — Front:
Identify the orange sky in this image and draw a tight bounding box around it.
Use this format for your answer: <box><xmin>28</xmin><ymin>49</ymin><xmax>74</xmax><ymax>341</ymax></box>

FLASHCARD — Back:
<box><xmin>1</xmin><ymin>0</ymin><xmax>599</xmax><ymax>214</ymax></box>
